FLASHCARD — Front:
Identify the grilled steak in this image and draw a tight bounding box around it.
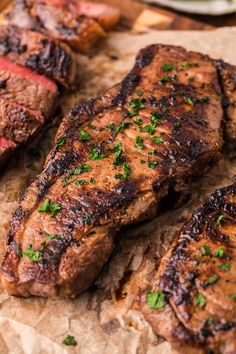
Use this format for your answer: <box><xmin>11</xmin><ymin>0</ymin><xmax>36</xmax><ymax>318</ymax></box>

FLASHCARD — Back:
<box><xmin>0</xmin><ymin>44</ymin><xmax>229</xmax><ymax>298</ymax></box>
<box><xmin>0</xmin><ymin>25</ymin><xmax>77</xmax><ymax>86</ymax></box>
<box><xmin>2</xmin><ymin>0</ymin><xmax>106</xmax><ymax>53</ymax></box>
<box><xmin>0</xmin><ymin>57</ymin><xmax>58</xmax><ymax>118</ymax></box>
<box><xmin>140</xmin><ymin>182</ymin><xmax>236</xmax><ymax>354</ymax></box>
<box><xmin>216</xmin><ymin>61</ymin><xmax>236</xmax><ymax>141</ymax></box>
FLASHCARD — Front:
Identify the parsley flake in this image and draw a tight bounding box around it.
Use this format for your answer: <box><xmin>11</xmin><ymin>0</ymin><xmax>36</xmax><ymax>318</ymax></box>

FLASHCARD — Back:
<box><xmin>203</xmin><ymin>274</ymin><xmax>218</xmax><ymax>287</ymax></box>
<box><xmin>134</xmin><ymin>136</ymin><xmax>144</xmax><ymax>150</ymax></box>
<box><xmin>79</xmin><ymin>129</ymin><xmax>92</xmax><ymax>141</ymax></box>
<box><xmin>46</xmin><ymin>234</ymin><xmax>64</xmax><ymax>240</ymax></box>
<box><xmin>201</xmin><ymin>245</ymin><xmax>211</xmax><ymax>257</ymax></box>
<box><xmin>140</xmin><ymin>124</ymin><xmax>156</xmax><ymax>135</ymax></box>
<box><xmin>63</xmin><ymin>335</ymin><xmax>77</xmax><ymax>346</ymax></box>
<box><xmin>160</xmin><ymin>76</ymin><xmax>171</xmax><ymax>85</ymax></box>
<box><xmin>134</xmin><ymin>118</ymin><xmax>143</xmax><ymax>126</ymax></box>
<box><xmin>219</xmin><ymin>263</ymin><xmax>231</xmax><ymax>271</ymax></box>
<box><xmin>215</xmin><ymin>247</ymin><xmax>225</xmax><ymax>258</ymax></box>
<box><xmin>112</xmin><ymin>142</ymin><xmax>123</xmax><ymax>166</ymax></box>
<box><xmin>116</xmin><ymin>122</ymin><xmax>131</xmax><ymax>134</ymax></box>
<box><xmin>83</xmin><ymin>214</ymin><xmax>92</xmax><ymax>225</ymax></box>
<box><xmin>147</xmin><ymin>291</ymin><xmax>165</xmax><ymax>309</ymax></box>
<box><xmin>148</xmin><ymin>160</ymin><xmax>158</xmax><ymax>169</ymax></box>
<box><xmin>151</xmin><ymin>112</ymin><xmax>161</xmax><ymax>124</ymax></box>
<box><xmin>152</xmin><ymin>136</ymin><xmax>164</xmax><ymax>144</ymax></box>
<box><xmin>216</xmin><ymin>214</ymin><xmax>224</xmax><ymax>225</ymax></box>
<box><xmin>195</xmin><ymin>293</ymin><xmax>206</xmax><ymax>308</ymax></box>
<box><xmin>184</xmin><ymin>96</ymin><xmax>194</xmax><ymax>105</ymax></box>
<box><xmin>115</xmin><ymin>162</ymin><xmax>131</xmax><ymax>180</ymax></box>
<box><xmin>56</xmin><ymin>137</ymin><xmax>66</xmax><ymax>149</ymax></box>
<box><xmin>89</xmin><ymin>147</ymin><xmax>106</xmax><ymax>160</ymax></box>
<box><xmin>21</xmin><ymin>243</ymin><xmax>46</xmax><ymax>262</ymax></box>
<box><xmin>161</xmin><ymin>64</ymin><xmax>176</xmax><ymax>72</ymax></box>
<box><xmin>38</xmin><ymin>199</ymin><xmax>61</xmax><ymax>217</ymax></box>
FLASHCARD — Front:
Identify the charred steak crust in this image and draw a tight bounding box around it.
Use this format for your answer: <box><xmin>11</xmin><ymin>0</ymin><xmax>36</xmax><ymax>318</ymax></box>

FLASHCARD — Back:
<box><xmin>0</xmin><ymin>25</ymin><xmax>76</xmax><ymax>86</ymax></box>
<box><xmin>1</xmin><ymin>44</ymin><xmax>229</xmax><ymax>298</ymax></box>
<box><xmin>140</xmin><ymin>182</ymin><xmax>236</xmax><ymax>354</ymax></box>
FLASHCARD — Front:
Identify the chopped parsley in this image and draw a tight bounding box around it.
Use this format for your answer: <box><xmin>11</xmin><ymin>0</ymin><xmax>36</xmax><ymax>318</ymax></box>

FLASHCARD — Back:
<box><xmin>201</xmin><ymin>96</ymin><xmax>210</xmax><ymax>103</ymax></box>
<box><xmin>215</xmin><ymin>247</ymin><xmax>225</xmax><ymax>258</ymax></box>
<box><xmin>89</xmin><ymin>147</ymin><xmax>106</xmax><ymax>160</ymax></box>
<box><xmin>216</xmin><ymin>214</ymin><xmax>224</xmax><ymax>225</ymax></box>
<box><xmin>56</xmin><ymin>136</ymin><xmax>66</xmax><ymax>149</ymax></box>
<box><xmin>148</xmin><ymin>149</ymin><xmax>158</xmax><ymax>155</ymax></box>
<box><xmin>62</xmin><ymin>164</ymin><xmax>92</xmax><ymax>187</ymax></box>
<box><xmin>74</xmin><ymin>179</ymin><xmax>87</xmax><ymax>186</ymax></box>
<box><xmin>148</xmin><ymin>160</ymin><xmax>158</xmax><ymax>169</ymax></box>
<box><xmin>184</xmin><ymin>96</ymin><xmax>194</xmax><ymax>105</ymax></box>
<box><xmin>46</xmin><ymin>234</ymin><xmax>64</xmax><ymax>240</ymax></box>
<box><xmin>219</xmin><ymin>263</ymin><xmax>231</xmax><ymax>271</ymax></box>
<box><xmin>135</xmin><ymin>90</ymin><xmax>143</xmax><ymax>96</ymax></box>
<box><xmin>21</xmin><ymin>242</ymin><xmax>46</xmax><ymax>262</ymax></box>
<box><xmin>88</xmin><ymin>123</ymin><xmax>97</xmax><ymax>130</ymax></box>
<box><xmin>106</xmin><ymin>123</ymin><xmax>116</xmax><ymax>131</ymax></box>
<box><xmin>63</xmin><ymin>335</ymin><xmax>77</xmax><ymax>346</ymax></box>
<box><xmin>112</xmin><ymin>142</ymin><xmax>123</xmax><ymax>165</ymax></box>
<box><xmin>115</xmin><ymin>162</ymin><xmax>131</xmax><ymax>180</ymax></box>
<box><xmin>152</xmin><ymin>136</ymin><xmax>164</xmax><ymax>144</ymax></box>
<box><xmin>146</xmin><ymin>291</ymin><xmax>165</xmax><ymax>309</ymax></box>
<box><xmin>195</xmin><ymin>293</ymin><xmax>206</xmax><ymax>308</ymax></box>
<box><xmin>201</xmin><ymin>245</ymin><xmax>211</xmax><ymax>257</ymax></box>
<box><xmin>140</xmin><ymin>160</ymin><xmax>146</xmax><ymax>164</ymax></box>
<box><xmin>134</xmin><ymin>118</ymin><xmax>143</xmax><ymax>126</ymax></box>
<box><xmin>130</xmin><ymin>98</ymin><xmax>146</xmax><ymax>110</ymax></box>
<box><xmin>79</xmin><ymin>129</ymin><xmax>92</xmax><ymax>141</ymax></box>
<box><xmin>160</xmin><ymin>76</ymin><xmax>171</xmax><ymax>85</ymax></box>
<box><xmin>90</xmin><ymin>177</ymin><xmax>95</xmax><ymax>184</ymax></box>
<box><xmin>83</xmin><ymin>214</ymin><xmax>92</xmax><ymax>225</ymax></box>
<box><xmin>229</xmin><ymin>294</ymin><xmax>236</xmax><ymax>300</ymax></box>
<box><xmin>134</xmin><ymin>136</ymin><xmax>144</xmax><ymax>150</ymax></box>
<box><xmin>203</xmin><ymin>274</ymin><xmax>218</xmax><ymax>287</ymax></box>
<box><xmin>140</xmin><ymin>124</ymin><xmax>156</xmax><ymax>135</ymax></box>
<box><xmin>182</xmin><ymin>61</ymin><xmax>199</xmax><ymax>69</ymax></box>
<box><xmin>116</xmin><ymin>121</ymin><xmax>131</xmax><ymax>134</ymax></box>
<box><xmin>67</xmin><ymin>117</ymin><xmax>74</xmax><ymax>123</ymax></box>
<box><xmin>38</xmin><ymin>199</ymin><xmax>61</xmax><ymax>217</ymax></box>
<box><xmin>161</xmin><ymin>63</ymin><xmax>176</xmax><ymax>72</ymax></box>
<box><xmin>151</xmin><ymin>112</ymin><xmax>161</xmax><ymax>124</ymax></box>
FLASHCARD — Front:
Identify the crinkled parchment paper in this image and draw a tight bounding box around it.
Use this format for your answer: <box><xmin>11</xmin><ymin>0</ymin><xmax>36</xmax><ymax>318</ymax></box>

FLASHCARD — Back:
<box><xmin>0</xmin><ymin>27</ymin><xmax>236</xmax><ymax>354</ymax></box>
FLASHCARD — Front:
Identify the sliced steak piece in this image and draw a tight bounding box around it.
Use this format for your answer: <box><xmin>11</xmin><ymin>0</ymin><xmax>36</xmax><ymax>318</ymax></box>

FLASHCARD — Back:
<box><xmin>0</xmin><ymin>44</ymin><xmax>226</xmax><ymax>298</ymax></box>
<box><xmin>0</xmin><ymin>25</ymin><xmax>77</xmax><ymax>87</ymax></box>
<box><xmin>140</xmin><ymin>182</ymin><xmax>236</xmax><ymax>354</ymax></box>
<box><xmin>0</xmin><ymin>136</ymin><xmax>16</xmax><ymax>165</ymax></box>
<box><xmin>216</xmin><ymin>61</ymin><xmax>236</xmax><ymax>141</ymax></box>
<box><xmin>0</xmin><ymin>98</ymin><xmax>44</xmax><ymax>144</ymax></box>
<box><xmin>2</xmin><ymin>0</ymin><xmax>106</xmax><ymax>53</ymax></box>
<box><xmin>0</xmin><ymin>57</ymin><xmax>58</xmax><ymax>118</ymax></box>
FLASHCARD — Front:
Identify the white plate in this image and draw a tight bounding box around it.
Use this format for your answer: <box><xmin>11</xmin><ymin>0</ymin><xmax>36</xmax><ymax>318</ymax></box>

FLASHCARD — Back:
<box><xmin>141</xmin><ymin>0</ymin><xmax>236</xmax><ymax>15</ymax></box>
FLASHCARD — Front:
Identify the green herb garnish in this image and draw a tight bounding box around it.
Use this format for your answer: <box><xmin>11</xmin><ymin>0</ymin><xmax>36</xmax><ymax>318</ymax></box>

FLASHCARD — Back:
<box><xmin>74</xmin><ymin>179</ymin><xmax>87</xmax><ymax>186</ymax></box>
<box><xmin>38</xmin><ymin>199</ymin><xmax>61</xmax><ymax>217</ymax></box>
<box><xmin>134</xmin><ymin>136</ymin><xmax>144</xmax><ymax>150</ymax></box>
<box><xmin>79</xmin><ymin>129</ymin><xmax>92</xmax><ymax>141</ymax></box>
<box><xmin>215</xmin><ymin>247</ymin><xmax>225</xmax><ymax>258</ymax></box>
<box><xmin>160</xmin><ymin>76</ymin><xmax>171</xmax><ymax>85</ymax></box>
<box><xmin>83</xmin><ymin>214</ymin><xmax>92</xmax><ymax>225</ymax></box>
<box><xmin>203</xmin><ymin>274</ymin><xmax>218</xmax><ymax>287</ymax></box>
<box><xmin>161</xmin><ymin>64</ymin><xmax>176</xmax><ymax>72</ymax></box>
<box><xmin>140</xmin><ymin>124</ymin><xmax>156</xmax><ymax>135</ymax></box>
<box><xmin>148</xmin><ymin>160</ymin><xmax>158</xmax><ymax>169</ymax></box>
<box><xmin>21</xmin><ymin>242</ymin><xmax>46</xmax><ymax>262</ymax></box>
<box><xmin>46</xmin><ymin>234</ymin><xmax>64</xmax><ymax>240</ymax></box>
<box><xmin>229</xmin><ymin>294</ymin><xmax>236</xmax><ymax>300</ymax></box>
<box><xmin>106</xmin><ymin>123</ymin><xmax>116</xmax><ymax>131</ymax></box>
<box><xmin>62</xmin><ymin>164</ymin><xmax>92</xmax><ymax>187</ymax></box>
<box><xmin>219</xmin><ymin>263</ymin><xmax>231</xmax><ymax>271</ymax></box>
<box><xmin>56</xmin><ymin>137</ymin><xmax>66</xmax><ymax>149</ymax></box>
<box><xmin>147</xmin><ymin>291</ymin><xmax>165</xmax><ymax>309</ymax></box>
<box><xmin>152</xmin><ymin>136</ymin><xmax>164</xmax><ymax>144</ymax></box>
<box><xmin>134</xmin><ymin>118</ymin><xmax>143</xmax><ymax>126</ymax></box>
<box><xmin>116</xmin><ymin>122</ymin><xmax>131</xmax><ymax>134</ymax></box>
<box><xmin>184</xmin><ymin>97</ymin><xmax>194</xmax><ymax>105</ymax></box>
<box><xmin>89</xmin><ymin>148</ymin><xmax>106</xmax><ymax>160</ymax></box>
<box><xmin>202</xmin><ymin>96</ymin><xmax>210</xmax><ymax>103</ymax></box>
<box><xmin>115</xmin><ymin>162</ymin><xmax>131</xmax><ymax>180</ymax></box>
<box><xmin>63</xmin><ymin>335</ymin><xmax>77</xmax><ymax>346</ymax></box>
<box><xmin>195</xmin><ymin>293</ymin><xmax>206</xmax><ymax>308</ymax></box>
<box><xmin>151</xmin><ymin>112</ymin><xmax>161</xmax><ymax>124</ymax></box>
<box><xmin>148</xmin><ymin>149</ymin><xmax>158</xmax><ymax>155</ymax></box>
<box><xmin>201</xmin><ymin>245</ymin><xmax>211</xmax><ymax>257</ymax></box>
<box><xmin>216</xmin><ymin>215</ymin><xmax>224</xmax><ymax>225</ymax></box>
<box><xmin>112</xmin><ymin>142</ymin><xmax>123</xmax><ymax>166</ymax></box>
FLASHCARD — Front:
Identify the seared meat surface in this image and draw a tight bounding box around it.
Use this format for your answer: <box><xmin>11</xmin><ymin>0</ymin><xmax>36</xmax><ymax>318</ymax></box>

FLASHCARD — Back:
<box><xmin>0</xmin><ymin>57</ymin><xmax>58</xmax><ymax>118</ymax></box>
<box><xmin>140</xmin><ymin>182</ymin><xmax>236</xmax><ymax>354</ymax></box>
<box><xmin>2</xmin><ymin>0</ymin><xmax>106</xmax><ymax>53</ymax></box>
<box><xmin>0</xmin><ymin>44</ymin><xmax>227</xmax><ymax>298</ymax></box>
<box><xmin>0</xmin><ymin>25</ymin><xmax>77</xmax><ymax>86</ymax></box>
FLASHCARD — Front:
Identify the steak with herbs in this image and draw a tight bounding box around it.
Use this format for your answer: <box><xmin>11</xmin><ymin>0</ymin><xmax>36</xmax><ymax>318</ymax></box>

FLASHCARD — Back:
<box><xmin>1</xmin><ymin>44</ymin><xmax>234</xmax><ymax>298</ymax></box>
<box><xmin>140</xmin><ymin>182</ymin><xmax>236</xmax><ymax>354</ymax></box>
<box><xmin>2</xmin><ymin>0</ymin><xmax>106</xmax><ymax>53</ymax></box>
<box><xmin>0</xmin><ymin>25</ymin><xmax>77</xmax><ymax>86</ymax></box>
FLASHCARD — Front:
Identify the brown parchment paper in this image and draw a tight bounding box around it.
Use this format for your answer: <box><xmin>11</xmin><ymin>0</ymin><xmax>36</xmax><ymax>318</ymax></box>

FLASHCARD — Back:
<box><xmin>0</xmin><ymin>27</ymin><xmax>236</xmax><ymax>354</ymax></box>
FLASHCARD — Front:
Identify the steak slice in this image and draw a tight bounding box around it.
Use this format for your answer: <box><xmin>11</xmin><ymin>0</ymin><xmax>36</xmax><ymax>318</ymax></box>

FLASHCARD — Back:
<box><xmin>2</xmin><ymin>0</ymin><xmax>106</xmax><ymax>54</ymax></box>
<box><xmin>0</xmin><ymin>57</ymin><xmax>58</xmax><ymax>118</ymax></box>
<box><xmin>140</xmin><ymin>182</ymin><xmax>236</xmax><ymax>354</ymax></box>
<box><xmin>0</xmin><ymin>136</ymin><xmax>16</xmax><ymax>165</ymax></box>
<box><xmin>216</xmin><ymin>61</ymin><xmax>236</xmax><ymax>141</ymax></box>
<box><xmin>0</xmin><ymin>44</ymin><xmax>226</xmax><ymax>298</ymax></box>
<box><xmin>0</xmin><ymin>25</ymin><xmax>77</xmax><ymax>87</ymax></box>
